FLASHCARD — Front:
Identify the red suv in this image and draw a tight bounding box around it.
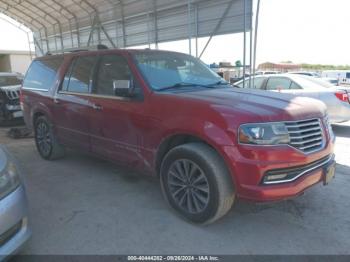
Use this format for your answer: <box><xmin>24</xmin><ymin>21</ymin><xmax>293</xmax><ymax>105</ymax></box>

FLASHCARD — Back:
<box><xmin>21</xmin><ymin>48</ymin><xmax>336</xmax><ymax>224</ymax></box>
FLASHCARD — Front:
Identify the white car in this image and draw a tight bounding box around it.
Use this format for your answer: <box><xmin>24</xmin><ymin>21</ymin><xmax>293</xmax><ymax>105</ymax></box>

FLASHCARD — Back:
<box><xmin>234</xmin><ymin>74</ymin><xmax>350</xmax><ymax>124</ymax></box>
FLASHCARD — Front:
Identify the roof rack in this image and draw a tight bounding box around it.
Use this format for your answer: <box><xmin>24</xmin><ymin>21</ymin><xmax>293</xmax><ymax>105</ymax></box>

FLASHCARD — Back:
<box><xmin>45</xmin><ymin>44</ymin><xmax>109</xmax><ymax>56</ymax></box>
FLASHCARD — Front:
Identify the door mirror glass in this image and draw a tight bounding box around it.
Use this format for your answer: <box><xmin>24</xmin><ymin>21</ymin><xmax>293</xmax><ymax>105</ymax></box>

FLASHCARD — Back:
<box><xmin>113</xmin><ymin>79</ymin><xmax>134</xmax><ymax>97</ymax></box>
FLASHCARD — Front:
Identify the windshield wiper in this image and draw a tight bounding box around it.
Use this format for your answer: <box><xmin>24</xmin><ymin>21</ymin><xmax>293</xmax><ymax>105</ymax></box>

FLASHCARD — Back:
<box><xmin>157</xmin><ymin>82</ymin><xmax>207</xmax><ymax>91</ymax></box>
<box><xmin>157</xmin><ymin>80</ymin><xmax>230</xmax><ymax>92</ymax></box>
<box><xmin>205</xmin><ymin>80</ymin><xmax>230</xmax><ymax>87</ymax></box>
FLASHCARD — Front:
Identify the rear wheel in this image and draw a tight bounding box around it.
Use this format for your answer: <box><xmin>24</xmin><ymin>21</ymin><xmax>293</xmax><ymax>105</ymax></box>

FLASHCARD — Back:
<box><xmin>160</xmin><ymin>143</ymin><xmax>235</xmax><ymax>224</ymax></box>
<box><xmin>34</xmin><ymin>116</ymin><xmax>65</xmax><ymax>160</ymax></box>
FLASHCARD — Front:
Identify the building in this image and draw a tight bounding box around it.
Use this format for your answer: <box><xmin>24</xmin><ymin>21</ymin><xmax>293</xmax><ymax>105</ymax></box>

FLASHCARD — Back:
<box><xmin>258</xmin><ymin>62</ymin><xmax>301</xmax><ymax>73</ymax></box>
<box><xmin>0</xmin><ymin>50</ymin><xmax>33</xmax><ymax>75</ymax></box>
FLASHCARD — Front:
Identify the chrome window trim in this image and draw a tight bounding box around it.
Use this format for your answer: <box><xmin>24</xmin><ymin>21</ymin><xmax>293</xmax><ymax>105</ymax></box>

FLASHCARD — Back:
<box><xmin>57</xmin><ymin>91</ymin><xmax>134</xmax><ymax>101</ymax></box>
<box><xmin>21</xmin><ymin>87</ymin><xmax>49</xmax><ymax>92</ymax></box>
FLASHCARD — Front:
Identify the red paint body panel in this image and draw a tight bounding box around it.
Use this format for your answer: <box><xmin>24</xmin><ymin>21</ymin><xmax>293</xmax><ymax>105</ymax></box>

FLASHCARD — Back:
<box><xmin>21</xmin><ymin>49</ymin><xmax>335</xmax><ymax>202</ymax></box>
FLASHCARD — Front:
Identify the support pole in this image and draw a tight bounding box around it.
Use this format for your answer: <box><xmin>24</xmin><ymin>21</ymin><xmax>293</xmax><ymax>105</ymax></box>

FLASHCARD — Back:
<box><xmin>195</xmin><ymin>4</ymin><xmax>198</xmax><ymax>57</ymax></box>
<box><xmin>253</xmin><ymin>0</ymin><xmax>261</xmax><ymax>78</ymax></box>
<box><xmin>243</xmin><ymin>0</ymin><xmax>247</xmax><ymax>89</ymax></box>
<box><xmin>101</xmin><ymin>25</ymin><xmax>116</xmax><ymax>48</ymax></box>
<box><xmin>199</xmin><ymin>0</ymin><xmax>235</xmax><ymax>58</ymax></box>
<box><xmin>153</xmin><ymin>0</ymin><xmax>158</xmax><ymax>49</ymax></box>
<box><xmin>249</xmin><ymin>15</ymin><xmax>253</xmax><ymax>88</ymax></box>
<box><xmin>26</xmin><ymin>32</ymin><xmax>33</xmax><ymax>60</ymax></box>
<box><xmin>187</xmin><ymin>0</ymin><xmax>192</xmax><ymax>55</ymax></box>
<box><xmin>147</xmin><ymin>12</ymin><xmax>151</xmax><ymax>48</ymax></box>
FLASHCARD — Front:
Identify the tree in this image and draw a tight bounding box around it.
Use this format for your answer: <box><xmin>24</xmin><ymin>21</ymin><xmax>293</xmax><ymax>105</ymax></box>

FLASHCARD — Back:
<box><xmin>235</xmin><ymin>60</ymin><xmax>242</xmax><ymax>68</ymax></box>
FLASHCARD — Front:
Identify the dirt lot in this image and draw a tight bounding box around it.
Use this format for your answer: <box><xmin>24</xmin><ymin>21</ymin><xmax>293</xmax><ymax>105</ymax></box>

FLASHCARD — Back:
<box><xmin>1</xmin><ymin>122</ymin><xmax>350</xmax><ymax>255</ymax></box>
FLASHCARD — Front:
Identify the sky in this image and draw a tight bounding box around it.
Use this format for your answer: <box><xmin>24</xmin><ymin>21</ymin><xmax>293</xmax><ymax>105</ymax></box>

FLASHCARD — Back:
<box><xmin>0</xmin><ymin>0</ymin><xmax>349</xmax><ymax>66</ymax></box>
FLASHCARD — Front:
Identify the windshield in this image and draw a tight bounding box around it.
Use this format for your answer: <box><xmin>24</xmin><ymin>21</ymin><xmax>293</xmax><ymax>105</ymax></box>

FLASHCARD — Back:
<box><xmin>0</xmin><ymin>76</ymin><xmax>22</xmax><ymax>87</ymax></box>
<box><xmin>134</xmin><ymin>51</ymin><xmax>226</xmax><ymax>91</ymax></box>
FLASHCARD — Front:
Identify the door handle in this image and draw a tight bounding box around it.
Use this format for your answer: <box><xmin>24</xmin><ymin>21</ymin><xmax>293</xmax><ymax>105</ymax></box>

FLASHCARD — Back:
<box><xmin>92</xmin><ymin>104</ymin><xmax>103</xmax><ymax>110</ymax></box>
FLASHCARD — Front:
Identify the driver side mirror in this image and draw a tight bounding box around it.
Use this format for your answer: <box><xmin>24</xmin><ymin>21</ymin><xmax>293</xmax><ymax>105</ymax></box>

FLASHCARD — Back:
<box><xmin>113</xmin><ymin>79</ymin><xmax>135</xmax><ymax>97</ymax></box>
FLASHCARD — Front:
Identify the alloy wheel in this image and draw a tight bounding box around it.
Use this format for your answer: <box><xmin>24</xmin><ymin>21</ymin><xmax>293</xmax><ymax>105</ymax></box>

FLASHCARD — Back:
<box><xmin>167</xmin><ymin>159</ymin><xmax>210</xmax><ymax>214</ymax></box>
<box><xmin>36</xmin><ymin>121</ymin><xmax>52</xmax><ymax>156</ymax></box>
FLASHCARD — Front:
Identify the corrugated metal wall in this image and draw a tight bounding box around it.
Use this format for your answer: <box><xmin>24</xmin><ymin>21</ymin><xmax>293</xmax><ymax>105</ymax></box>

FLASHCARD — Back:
<box><xmin>0</xmin><ymin>0</ymin><xmax>252</xmax><ymax>55</ymax></box>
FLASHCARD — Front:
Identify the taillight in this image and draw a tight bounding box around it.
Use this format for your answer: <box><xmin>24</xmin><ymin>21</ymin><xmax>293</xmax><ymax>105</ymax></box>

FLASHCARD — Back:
<box><xmin>334</xmin><ymin>90</ymin><xmax>349</xmax><ymax>103</ymax></box>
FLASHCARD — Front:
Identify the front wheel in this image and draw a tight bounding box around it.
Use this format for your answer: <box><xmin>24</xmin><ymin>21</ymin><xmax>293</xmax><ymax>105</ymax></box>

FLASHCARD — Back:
<box><xmin>160</xmin><ymin>143</ymin><xmax>235</xmax><ymax>224</ymax></box>
<box><xmin>34</xmin><ymin>116</ymin><xmax>65</xmax><ymax>160</ymax></box>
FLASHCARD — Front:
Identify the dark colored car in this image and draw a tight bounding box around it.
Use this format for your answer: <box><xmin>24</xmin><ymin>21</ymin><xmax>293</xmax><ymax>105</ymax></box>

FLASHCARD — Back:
<box><xmin>21</xmin><ymin>49</ymin><xmax>335</xmax><ymax>224</ymax></box>
<box><xmin>0</xmin><ymin>73</ymin><xmax>23</xmax><ymax>124</ymax></box>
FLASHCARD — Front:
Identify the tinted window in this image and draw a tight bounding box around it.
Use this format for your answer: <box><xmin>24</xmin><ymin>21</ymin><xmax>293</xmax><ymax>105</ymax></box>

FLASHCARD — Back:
<box><xmin>266</xmin><ymin>77</ymin><xmax>292</xmax><ymax>90</ymax></box>
<box><xmin>346</xmin><ymin>72</ymin><xmax>350</xmax><ymax>79</ymax></box>
<box><xmin>62</xmin><ymin>56</ymin><xmax>97</xmax><ymax>93</ymax></box>
<box><xmin>95</xmin><ymin>55</ymin><xmax>132</xmax><ymax>96</ymax></box>
<box><xmin>236</xmin><ymin>77</ymin><xmax>265</xmax><ymax>89</ymax></box>
<box><xmin>290</xmin><ymin>81</ymin><xmax>302</xmax><ymax>89</ymax></box>
<box><xmin>23</xmin><ymin>58</ymin><xmax>63</xmax><ymax>91</ymax></box>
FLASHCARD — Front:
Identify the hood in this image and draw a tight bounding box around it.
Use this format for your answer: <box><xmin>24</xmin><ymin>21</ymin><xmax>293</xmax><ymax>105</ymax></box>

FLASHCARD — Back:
<box><xmin>172</xmin><ymin>88</ymin><xmax>327</xmax><ymax>122</ymax></box>
<box><xmin>0</xmin><ymin>85</ymin><xmax>21</xmax><ymax>91</ymax></box>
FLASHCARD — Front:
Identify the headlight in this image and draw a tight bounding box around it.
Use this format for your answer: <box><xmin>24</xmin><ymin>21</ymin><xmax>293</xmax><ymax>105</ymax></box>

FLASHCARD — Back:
<box><xmin>239</xmin><ymin>122</ymin><xmax>290</xmax><ymax>145</ymax></box>
<box><xmin>0</xmin><ymin>161</ymin><xmax>20</xmax><ymax>200</ymax></box>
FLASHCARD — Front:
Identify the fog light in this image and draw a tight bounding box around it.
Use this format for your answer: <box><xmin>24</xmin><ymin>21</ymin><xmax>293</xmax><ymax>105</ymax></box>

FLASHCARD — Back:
<box><xmin>265</xmin><ymin>173</ymin><xmax>288</xmax><ymax>182</ymax></box>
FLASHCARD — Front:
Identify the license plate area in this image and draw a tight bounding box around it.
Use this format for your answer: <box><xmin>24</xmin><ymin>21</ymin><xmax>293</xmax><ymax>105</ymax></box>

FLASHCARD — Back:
<box><xmin>12</xmin><ymin>111</ymin><xmax>23</xmax><ymax>118</ymax></box>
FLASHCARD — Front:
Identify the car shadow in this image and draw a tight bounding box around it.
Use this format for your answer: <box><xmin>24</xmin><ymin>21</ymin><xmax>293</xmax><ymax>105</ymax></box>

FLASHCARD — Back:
<box><xmin>332</xmin><ymin>124</ymin><xmax>350</xmax><ymax>138</ymax></box>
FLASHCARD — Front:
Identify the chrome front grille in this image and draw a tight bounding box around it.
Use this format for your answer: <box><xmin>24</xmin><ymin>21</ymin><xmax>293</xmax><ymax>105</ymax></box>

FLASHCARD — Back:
<box><xmin>5</xmin><ymin>90</ymin><xmax>20</xmax><ymax>100</ymax></box>
<box><xmin>285</xmin><ymin>118</ymin><xmax>324</xmax><ymax>153</ymax></box>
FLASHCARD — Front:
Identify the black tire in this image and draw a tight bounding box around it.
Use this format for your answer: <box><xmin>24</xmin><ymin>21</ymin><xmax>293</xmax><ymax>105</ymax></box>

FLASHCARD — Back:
<box><xmin>34</xmin><ymin>115</ymin><xmax>65</xmax><ymax>160</ymax></box>
<box><xmin>160</xmin><ymin>143</ymin><xmax>235</xmax><ymax>224</ymax></box>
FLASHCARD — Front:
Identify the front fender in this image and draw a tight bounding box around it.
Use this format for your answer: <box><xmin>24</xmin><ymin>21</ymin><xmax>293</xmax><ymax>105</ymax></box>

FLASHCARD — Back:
<box><xmin>159</xmin><ymin>117</ymin><xmax>235</xmax><ymax>148</ymax></box>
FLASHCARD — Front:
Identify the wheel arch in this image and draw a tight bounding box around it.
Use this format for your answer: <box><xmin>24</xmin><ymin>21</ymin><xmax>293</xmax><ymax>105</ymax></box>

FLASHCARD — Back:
<box><xmin>31</xmin><ymin>102</ymin><xmax>54</xmax><ymax>128</ymax></box>
<box><xmin>155</xmin><ymin>132</ymin><xmax>234</xmax><ymax>184</ymax></box>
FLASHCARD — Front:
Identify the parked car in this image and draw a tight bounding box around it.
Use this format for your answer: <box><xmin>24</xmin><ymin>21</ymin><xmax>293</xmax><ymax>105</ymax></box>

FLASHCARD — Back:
<box><xmin>322</xmin><ymin>70</ymin><xmax>350</xmax><ymax>85</ymax></box>
<box><xmin>21</xmin><ymin>49</ymin><xmax>335</xmax><ymax>224</ymax></box>
<box><xmin>234</xmin><ymin>74</ymin><xmax>350</xmax><ymax>123</ymax></box>
<box><xmin>255</xmin><ymin>71</ymin><xmax>281</xmax><ymax>75</ymax></box>
<box><xmin>321</xmin><ymin>77</ymin><xmax>339</xmax><ymax>86</ymax></box>
<box><xmin>0</xmin><ymin>73</ymin><xmax>23</xmax><ymax>124</ymax></box>
<box><xmin>0</xmin><ymin>145</ymin><xmax>31</xmax><ymax>260</ymax></box>
<box><xmin>288</xmin><ymin>71</ymin><xmax>320</xmax><ymax>77</ymax></box>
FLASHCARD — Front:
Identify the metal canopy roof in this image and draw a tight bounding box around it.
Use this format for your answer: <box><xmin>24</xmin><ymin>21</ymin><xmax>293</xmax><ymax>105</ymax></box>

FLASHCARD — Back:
<box><xmin>0</xmin><ymin>0</ymin><xmax>252</xmax><ymax>56</ymax></box>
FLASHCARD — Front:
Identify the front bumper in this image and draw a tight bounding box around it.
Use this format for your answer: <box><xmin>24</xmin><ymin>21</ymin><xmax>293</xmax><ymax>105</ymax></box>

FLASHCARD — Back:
<box><xmin>0</xmin><ymin>186</ymin><xmax>31</xmax><ymax>260</ymax></box>
<box><xmin>222</xmin><ymin>136</ymin><xmax>335</xmax><ymax>202</ymax></box>
<box><xmin>0</xmin><ymin>105</ymin><xmax>22</xmax><ymax>120</ymax></box>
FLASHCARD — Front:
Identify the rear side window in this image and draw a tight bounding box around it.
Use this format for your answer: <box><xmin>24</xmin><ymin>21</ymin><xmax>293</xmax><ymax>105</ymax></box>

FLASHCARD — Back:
<box><xmin>266</xmin><ymin>77</ymin><xmax>292</xmax><ymax>90</ymax></box>
<box><xmin>23</xmin><ymin>57</ymin><xmax>63</xmax><ymax>91</ymax></box>
<box><xmin>95</xmin><ymin>54</ymin><xmax>132</xmax><ymax>96</ymax></box>
<box><xmin>61</xmin><ymin>56</ymin><xmax>97</xmax><ymax>93</ymax></box>
<box><xmin>290</xmin><ymin>81</ymin><xmax>302</xmax><ymax>89</ymax></box>
<box><xmin>236</xmin><ymin>77</ymin><xmax>265</xmax><ymax>89</ymax></box>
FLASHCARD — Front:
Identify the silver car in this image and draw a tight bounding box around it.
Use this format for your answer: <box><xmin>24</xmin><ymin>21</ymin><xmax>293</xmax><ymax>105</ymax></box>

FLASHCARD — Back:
<box><xmin>235</xmin><ymin>74</ymin><xmax>350</xmax><ymax>123</ymax></box>
<box><xmin>0</xmin><ymin>145</ymin><xmax>30</xmax><ymax>260</ymax></box>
